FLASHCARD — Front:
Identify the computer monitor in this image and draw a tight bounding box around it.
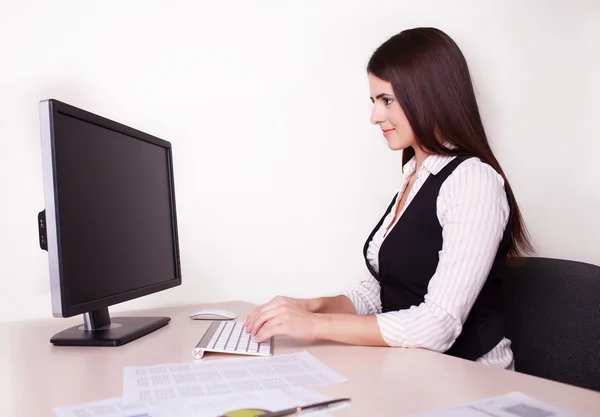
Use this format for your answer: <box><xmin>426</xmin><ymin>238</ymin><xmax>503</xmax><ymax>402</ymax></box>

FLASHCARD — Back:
<box><xmin>37</xmin><ymin>99</ymin><xmax>182</xmax><ymax>347</ymax></box>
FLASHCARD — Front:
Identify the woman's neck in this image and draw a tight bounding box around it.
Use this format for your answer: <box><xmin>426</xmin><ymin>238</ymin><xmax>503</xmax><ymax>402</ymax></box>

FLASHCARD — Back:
<box><xmin>413</xmin><ymin>146</ymin><xmax>431</xmax><ymax>172</ymax></box>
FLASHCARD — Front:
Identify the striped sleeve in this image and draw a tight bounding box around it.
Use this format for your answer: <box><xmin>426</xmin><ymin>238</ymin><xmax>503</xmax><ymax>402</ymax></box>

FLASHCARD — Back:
<box><xmin>477</xmin><ymin>338</ymin><xmax>515</xmax><ymax>370</ymax></box>
<box><xmin>376</xmin><ymin>160</ymin><xmax>509</xmax><ymax>352</ymax></box>
<box><xmin>341</xmin><ymin>271</ymin><xmax>382</xmax><ymax>315</ymax></box>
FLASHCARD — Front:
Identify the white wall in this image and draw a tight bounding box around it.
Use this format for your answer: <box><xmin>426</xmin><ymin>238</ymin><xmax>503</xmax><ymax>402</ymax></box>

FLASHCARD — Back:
<box><xmin>1</xmin><ymin>0</ymin><xmax>598</xmax><ymax>323</ymax></box>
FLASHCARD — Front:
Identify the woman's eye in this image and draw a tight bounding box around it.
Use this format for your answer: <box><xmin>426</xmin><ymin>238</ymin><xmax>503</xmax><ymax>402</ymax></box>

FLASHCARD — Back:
<box><xmin>384</xmin><ymin>98</ymin><xmax>394</xmax><ymax>105</ymax></box>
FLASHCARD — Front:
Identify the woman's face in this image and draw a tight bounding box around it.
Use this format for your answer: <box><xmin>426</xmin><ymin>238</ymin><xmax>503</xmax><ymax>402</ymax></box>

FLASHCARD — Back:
<box><xmin>368</xmin><ymin>73</ymin><xmax>416</xmax><ymax>151</ymax></box>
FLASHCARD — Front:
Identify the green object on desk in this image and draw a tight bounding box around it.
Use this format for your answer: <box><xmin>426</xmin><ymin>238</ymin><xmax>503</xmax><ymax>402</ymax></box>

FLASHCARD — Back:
<box><xmin>218</xmin><ymin>397</ymin><xmax>351</xmax><ymax>417</ymax></box>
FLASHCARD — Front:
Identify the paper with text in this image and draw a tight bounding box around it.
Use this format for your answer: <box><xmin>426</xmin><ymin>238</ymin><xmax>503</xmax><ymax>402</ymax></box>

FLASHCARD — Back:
<box><xmin>53</xmin><ymin>397</ymin><xmax>154</xmax><ymax>417</ymax></box>
<box><xmin>123</xmin><ymin>351</ymin><xmax>347</xmax><ymax>404</ymax></box>
<box><xmin>409</xmin><ymin>392</ymin><xmax>584</xmax><ymax>417</ymax></box>
<box><xmin>53</xmin><ymin>388</ymin><xmax>338</xmax><ymax>417</ymax></box>
<box><xmin>152</xmin><ymin>387</ymin><xmax>336</xmax><ymax>417</ymax></box>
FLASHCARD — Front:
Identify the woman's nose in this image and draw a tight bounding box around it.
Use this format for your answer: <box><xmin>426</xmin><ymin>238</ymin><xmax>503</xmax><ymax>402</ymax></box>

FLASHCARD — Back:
<box><xmin>370</xmin><ymin>105</ymin><xmax>385</xmax><ymax>125</ymax></box>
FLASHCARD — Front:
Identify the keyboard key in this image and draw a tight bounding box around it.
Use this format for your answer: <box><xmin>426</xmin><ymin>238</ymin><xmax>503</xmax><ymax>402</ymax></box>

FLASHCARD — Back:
<box><xmin>195</xmin><ymin>320</ymin><xmax>273</xmax><ymax>358</ymax></box>
<box><xmin>238</xmin><ymin>334</ymin><xmax>250</xmax><ymax>352</ymax></box>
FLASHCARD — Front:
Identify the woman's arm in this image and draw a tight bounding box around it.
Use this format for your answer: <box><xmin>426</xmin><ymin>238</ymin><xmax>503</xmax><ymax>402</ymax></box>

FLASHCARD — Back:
<box><xmin>311</xmin><ymin>313</ymin><xmax>386</xmax><ymax>345</ymax></box>
<box><xmin>248</xmin><ymin>297</ymin><xmax>387</xmax><ymax>346</ymax></box>
<box><xmin>293</xmin><ymin>160</ymin><xmax>509</xmax><ymax>351</ymax></box>
<box><xmin>246</xmin><ymin>272</ymin><xmax>381</xmax><ymax>330</ymax></box>
<box><xmin>309</xmin><ymin>295</ymin><xmax>357</xmax><ymax>314</ymax></box>
<box><xmin>249</xmin><ymin>160</ymin><xmax>508</xmax><ymax>350</ymax></box>
<box><xmin>312</xmin><ymin>273</ymin><xmax>382</xmax><ymax>314</ymax></box>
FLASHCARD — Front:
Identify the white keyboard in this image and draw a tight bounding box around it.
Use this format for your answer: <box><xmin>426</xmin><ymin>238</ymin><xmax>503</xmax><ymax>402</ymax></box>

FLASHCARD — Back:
<box><xmin>192</xmin><ymin>320</ymin><xmax>273</xmax><ymax>359</ymax></box>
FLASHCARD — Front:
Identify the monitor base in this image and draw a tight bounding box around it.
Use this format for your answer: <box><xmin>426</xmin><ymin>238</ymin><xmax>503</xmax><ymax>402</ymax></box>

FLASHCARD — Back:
<box><xmin>50</xmin><ymin>316</ymin><xmax>170</xmax><ymax>347</ymax></box>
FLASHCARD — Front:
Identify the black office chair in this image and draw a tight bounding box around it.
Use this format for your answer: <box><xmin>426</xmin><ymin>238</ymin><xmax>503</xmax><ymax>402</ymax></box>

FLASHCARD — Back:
<box><xmin>498</xmin><ymin>256</ymin><xmax>600</xmax><ymax>391</ymax></box>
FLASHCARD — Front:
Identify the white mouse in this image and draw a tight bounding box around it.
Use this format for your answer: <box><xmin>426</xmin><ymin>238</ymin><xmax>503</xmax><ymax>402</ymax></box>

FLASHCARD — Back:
<box><xmin>189</xmin><ymin>308</ymin><xmax>238</xmax><ymax>320</ymax></box>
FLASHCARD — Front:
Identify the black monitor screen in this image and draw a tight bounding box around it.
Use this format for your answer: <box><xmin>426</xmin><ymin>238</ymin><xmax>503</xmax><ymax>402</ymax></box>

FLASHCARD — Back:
<box><xmin>53</xmin><ymin>112</ymin><xmax>177</xmax><ymax>307</ymax></box>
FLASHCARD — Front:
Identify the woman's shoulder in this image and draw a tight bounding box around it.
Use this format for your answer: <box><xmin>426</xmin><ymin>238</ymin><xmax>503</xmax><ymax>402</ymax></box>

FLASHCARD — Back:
<box><xmin>441</xmin><ymin>156</ymin><xmax>507</xmax><ymax>197</ymax></box>
<box><xmin>437</xmin><ymin>156</ymin><xmax>510</xmax><ymax>224</ymax></box>
<box><xmin>453</xmin><ymin>156</ymin><xmax>505</xmax><ymax>184</ymax></box>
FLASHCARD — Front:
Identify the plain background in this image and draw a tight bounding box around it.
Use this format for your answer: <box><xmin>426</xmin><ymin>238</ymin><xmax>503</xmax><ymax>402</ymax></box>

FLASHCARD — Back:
<box><xmin>1</xmin><ymin>0</ymin><xmax>599</xmax><ymax>323</ymax></box>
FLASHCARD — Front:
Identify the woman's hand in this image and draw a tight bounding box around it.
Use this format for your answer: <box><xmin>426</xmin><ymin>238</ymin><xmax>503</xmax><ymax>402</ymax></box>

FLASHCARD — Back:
<box><xmin>244</xmin><ymin>296</ymin><xmax>321</xmax><ymax>343</ymax></box>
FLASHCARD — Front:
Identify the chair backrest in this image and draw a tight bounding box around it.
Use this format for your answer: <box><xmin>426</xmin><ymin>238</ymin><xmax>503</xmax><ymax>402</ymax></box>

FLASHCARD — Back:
<box><xmin>498</xmin><ymin>257</ymin><xmax>600</xmax><ymax>391</ymax></box>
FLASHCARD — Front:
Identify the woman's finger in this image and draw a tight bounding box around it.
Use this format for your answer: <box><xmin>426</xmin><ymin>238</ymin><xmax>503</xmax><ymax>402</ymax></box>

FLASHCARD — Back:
<box><xmin>247</xmin><ymin>296</ymin><xmax>288</xmax><ymax>332</ymax></box>
<box><xmin>244</xmin><ymin>305</ymin><xmax>261</xmax><ymax>328</ymax></box>
<box><xmin>250</xmin><ymin>307</ymin><xmax>283</xmax><ymax>337</ymax></box>
<box><xmin>255</xmin><ymin>317</ymin><xmax>285</xmax><ymax>343</ymax></box>
<box><xmin>245</xmin><ymin>297</ymin><xmax>289</xmax><ymax>331</ymax></box>
<box><xmin>246</xmin><ymin>301</ymin><xmax>275</xmax><ymax>332</ymax></box>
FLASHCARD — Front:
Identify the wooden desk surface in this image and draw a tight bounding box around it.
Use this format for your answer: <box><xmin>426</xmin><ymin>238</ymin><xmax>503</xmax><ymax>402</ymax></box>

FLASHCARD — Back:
<box><xmin>1</xmin><ymin>301</ymin><xmax>599</xmax><ymax>416</ymax></box>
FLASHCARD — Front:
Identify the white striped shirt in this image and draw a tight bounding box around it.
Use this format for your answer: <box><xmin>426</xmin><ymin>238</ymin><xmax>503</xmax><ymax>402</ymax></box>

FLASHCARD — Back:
<box><xmin>343</xmin><ymin>154</ymin><xmax>515</xmax><ymax>369</ymax></box>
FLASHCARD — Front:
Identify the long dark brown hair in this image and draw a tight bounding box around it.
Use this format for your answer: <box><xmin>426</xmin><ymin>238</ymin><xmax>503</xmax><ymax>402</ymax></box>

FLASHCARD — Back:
<box><xmin>367</xmin><ymin>27</ymin><xmax>532</xmax><ymax>257</ymax></box>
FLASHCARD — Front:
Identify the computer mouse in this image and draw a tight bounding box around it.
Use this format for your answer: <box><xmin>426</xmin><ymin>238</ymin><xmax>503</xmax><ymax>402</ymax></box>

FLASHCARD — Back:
<box><xmin>189</xmin><ymin>308</ymin><xmax>238</xmax><ymax>320</ymax></box>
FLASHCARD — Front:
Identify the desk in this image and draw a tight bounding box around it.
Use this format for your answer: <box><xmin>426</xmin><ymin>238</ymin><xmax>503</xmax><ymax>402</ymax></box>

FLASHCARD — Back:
<box><xmin>1</xmin><ymin>301</ymin><xmax>599</xmax><ymax>417</ymax></box>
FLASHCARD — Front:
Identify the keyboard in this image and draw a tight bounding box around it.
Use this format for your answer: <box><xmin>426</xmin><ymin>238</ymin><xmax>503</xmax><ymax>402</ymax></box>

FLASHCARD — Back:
<box><xmin>192</xmin><ymin>320</ymin><xmax>273</xmax><ymax>359</ymax></box>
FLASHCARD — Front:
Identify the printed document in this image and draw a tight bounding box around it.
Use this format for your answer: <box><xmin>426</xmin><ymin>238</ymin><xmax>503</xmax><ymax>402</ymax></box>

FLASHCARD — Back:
<box><xmin>409</xmin><ymin>392</ymin><xmax>584</xmax><ymax>417</ymax></box>
<box><xmin>53</xmin><ymin>388</ymin><xmax>335</xmax><ymax>417</ymax></box>
<box><xmin>123</xmin><ymin>351</ymin><xmax>347</xmax><ymax>403</ymax></box>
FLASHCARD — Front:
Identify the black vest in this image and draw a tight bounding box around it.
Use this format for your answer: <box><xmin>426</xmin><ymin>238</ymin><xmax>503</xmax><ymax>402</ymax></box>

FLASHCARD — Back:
<box><xmin>364</xmin><ymin>156</ymin><xmax>513</xmax><ymax>360</ymax></box>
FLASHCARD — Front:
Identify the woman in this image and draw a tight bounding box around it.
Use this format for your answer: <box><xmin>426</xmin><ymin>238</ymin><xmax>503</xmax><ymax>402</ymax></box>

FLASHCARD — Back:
<box><xmin>244</xmin><ymin>27</ymin><xmax>532</xmax><ymax>369</ymax></box>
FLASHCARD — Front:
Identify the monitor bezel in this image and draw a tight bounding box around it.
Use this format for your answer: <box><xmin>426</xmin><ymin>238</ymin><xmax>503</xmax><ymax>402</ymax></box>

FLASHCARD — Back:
<box><xmin>39</xmin><ymin>99</ymin><xmax>182</xmax><ymax>318</ymax></box>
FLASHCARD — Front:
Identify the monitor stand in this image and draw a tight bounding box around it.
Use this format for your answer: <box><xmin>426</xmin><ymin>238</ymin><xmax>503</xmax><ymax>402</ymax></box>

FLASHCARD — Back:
<box><xmin>50</xmin><ymin>307</ymin><xmax>170</xmax><ymax>347</ymax></box>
